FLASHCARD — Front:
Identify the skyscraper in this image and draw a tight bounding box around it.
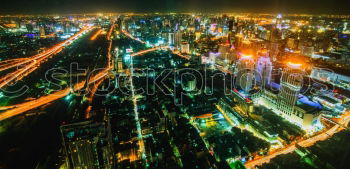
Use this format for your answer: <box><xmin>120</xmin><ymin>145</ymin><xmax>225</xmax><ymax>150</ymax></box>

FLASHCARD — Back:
<box><xmin>195</xmin><ymin>31</ymin><xmax>201</xmax><ymax>41</ymax></box>
<box><xmin>174</xmin><ymin>31</ymin><xmax>182</xmax><ymax>49</ymax></box>
<box><xmin>269</xmin><ymin>42</ymin><xmax>279</xmax><ymax>61</ymax></box>
<box><xmin>235</xmin><ymin>54</ymin><xmax>255</xmax><ymax>92</ymax></box>
<box><xmin>259</xmin><ymin>62</ymin><xmax>321</xmax><ymax>128</ymax></box>
<box><xmin>277</xmin><ymin>62</ymin><xmax>304</xmax><ymax>116</ymax></box>
<box><xmin>276</xmin><ymin>14</ymin><xmax>283</xmax><ymax>30</ymax></box>
<box><xmin>39</xmin><ymin>26</ymin><xmax>45</xmax><ymax>37</ymax></box>
<box><xmin>168</xmin><ymin>32</ymin><xmax>175</xmax><ymax>46</ymax></box>
<box><xmin>180</xmin><ymin>42</ymin><xmax>190</xmax><ymax>54</ymax></box>
<box><xmin>115</xmin><ymin>57</ymin><xmax>123</xmax><ymax>73</ymax></box>
<box><xmin>60</xmin><ymin>121</ymin><xmax>115</xmax><ymax>169</ymax></box>
<box><xmin>256</xmin><ymin>49</ymin><xmax>272</xmax><ymax>88</ymax></box>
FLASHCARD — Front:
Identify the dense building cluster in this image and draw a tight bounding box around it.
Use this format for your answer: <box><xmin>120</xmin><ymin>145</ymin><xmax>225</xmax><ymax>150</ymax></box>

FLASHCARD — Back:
<box><xmin>1</xmin><ymin>13</ymin><xmax>350</xmax><ymax>169</ymax></box>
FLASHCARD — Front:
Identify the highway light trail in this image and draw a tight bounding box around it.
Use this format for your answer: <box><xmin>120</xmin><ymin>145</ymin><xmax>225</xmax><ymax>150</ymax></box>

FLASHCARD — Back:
<box><xmin>0</xmin><ymin>46</ymin><xmax>160</xmax><ymax>121</ymax></box>
<box><xmin>0</xmin><ymin>26</ymin><xmax>94</xmax><ymax>88</ymax></box>
<box><xmin>197</xmin><ymin>40</ymin><xmax>350</xmax><ymax>168</ymax></box>
<box><xmin>85</xmin><ymin>78</ymin><xmax>104</xmax><ymax>119</ymax></box>
<box><xmin>0</xmin><ymin>24</ymin><xmax>120</xmax><ymax>121</ymax></box>
<box><xmin>2</xmin><ymin>13</ymin><xmax>350</xmax><ymax>169</ymax></box>
<box><xmin>0</xmin><ymin>26</ymin><xmax>93</xmax><ymax>70</ymax></box>
<box><xmin>121</xmin><ymin>29</ymin><xmax>146</xmax><ymax>44</ymax></box>
<box><xmin>107</xmin><ymin>24</ymin><xmax>115</xmax><ymax>41</ymax></box>
<box><xmin>130</xmin><ymin>46</ymin><xmax>170</xmax><ymax>57</ymax></box>
<box><xmin>107</xmin><ymin>24</ymin><xmax>115</xmax><ymax>68</ymax></box>
<box><xmin>171</xmin><ymin>50</ymin><xmax>190</xmax><ymax>60</ymax></box>
<box><xmin>90</xmin><ymin>28</ymin><xmax>102</xmax><ymax>40</ymax></box>
<box><xmin>0</xmin><ymin>58</ymin><xmax>32</xmax><ymax>71</ymax></box>
<box><xmin>121</xmin><ymin>29</ymin><xmax>191</xmax><ymax>60</ymax></box>
<box><xmin>85</xmin><ymin>24</ymin><xmax>114</xmax><ymax>119</ymax></box>
<box><xmin>0</xmin><ymin>68</ymin><xmax>110</xmax><ymax>121</ymax></box>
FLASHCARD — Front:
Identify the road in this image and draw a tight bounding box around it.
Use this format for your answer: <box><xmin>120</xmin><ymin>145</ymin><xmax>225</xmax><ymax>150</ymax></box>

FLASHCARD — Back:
<box><xmin>128</xmin><ymin>55</ymin><xmax>147</xmax><ymax>163</ymax></box>
<box><xmin>0</xmin><ymin>26</ymin><xmax>94</xmax><ymax>88</ymax></box>
<box><xmin>121</xmin><ymin>29</ymin><xmax>146</xmax><ymax>44</ymax></box>
<box><xmin>171</xmin><ymin>50</ymin><xmax>191</xmax><ymax>60</ymax></box>
<box><xmin>0</xmin><ymin>45</ymin><xmax>166</xmax><ymax>122</ymax></box>
<box><xmin>244</xmin><ymin>114</ymin><xmax>350</xmax><ymax>168</ymax></box>
<box><xmin>0</xmin><ymin>68</ymin><xmax>110</xmax><ymax>121</ymax></box>
<box><xmin>85</xmin><ymin>24</ymin><xmax>116</xmax><ymax>118</ymax></box>
<box><xmin>121</xmin><ymin>29</ymin><xmax>191</xmax><ymax>60</ymax></box>
<box><xmin>90</xmin><ymin>28</ymin><xmax>102</xmax><ymax>41</ymax></box>
<box><xmin>119</xmin><ymin>29</ymin><xmax>350</xmax><ymax>169</ymax></box>
<box><xmin>85</xmin><ymin>78</ymin><xmax>105</xmax><ymax>119</ymax></box>
<box><xmin>130</xmin><ymin>46</ymin><xmax>170</xmax><ymax>57</ymax></box>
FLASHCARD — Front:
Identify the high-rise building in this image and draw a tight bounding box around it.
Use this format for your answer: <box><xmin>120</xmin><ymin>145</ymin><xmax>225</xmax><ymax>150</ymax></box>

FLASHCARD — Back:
<box><xmin>258</xmin><ymin>62</ymin><xmax>322</xmax><ymax>129</ymax></box>
<box><xmin>235</xmin><ymin>54</ymin><xmax>255</xmax><ymax>92</ymax></box>
<box><xmin>195</xmin><ymin>31</ymin><xmax>201</xmax><ymax>41</ymax></box>
<box><xmin>256</xmin><ymin>50</ymin><xmax>272</xmax><ymax>88</ymax></box>
<box><xmin>174</xmin><ymin>31</ymin><xmax>182</xmax><ymax>48</ymax></box>
<box><xmin>60</xmin><ymin>121</ymin><xmax>115</xmax><ymax>169</ymax></box>
<box><xmin>301</xmin><ymin>46</ymin><xmax>314</xmax><ymax>57</ymax></box>
<box><xmin>183</xmin><ymin>79</ymin><xmax>197</xmax><ymax>92</ymax></box>
<box><xmin>234</xmin><ymin>34</ymin><xmax>244</xmax><ymax>48</ymax></box>
<box><xmin>218</xmin><ymin>44</ymin><xmax>230</xmax><ymax>59</ymax></box>
<box><xmin>277</xmin><ymin>62</ymin><xmax>304</xmax><ymax>115</ymax></box>
<box><xmin>64</xmin><ymin>23</ymin><xmax>71</xmax><ymax>34</ymax></box>
<box><xmin>287</xmin><ymin>38</ymin><xmax>297</xmax><ymax>49</ymax></box>
<box><xmin>168</xmin><ymin>32</ymin><xmax>175</xmax><ymax>46</ymax></box>
<box><xmin>180</xmin><ymin>42</ymin><xmax>190</xmax><ymax>54</ymax></box>
<box><xmin>113</xmin><ymin>48</ymin><xmax>123</xmax><ymax>73</ymax></box>
<box><xmin>276</xmin><ymin>14</ymin><xmax>283</xmax><ymax>30</ymax></box>
<box><xmin>269</xmin><ymin>42</ymin><xmax>279</xmax><ymax>61</ymax></box>
<box><xmin>39</xmin><ymin>26</ymin><xmax>45</xmax><ymax>37</ymax></box>
<box><xmin>115</xmin><ymin>57</ymin><xmax>123</xmax><ymax>73</ymax></box>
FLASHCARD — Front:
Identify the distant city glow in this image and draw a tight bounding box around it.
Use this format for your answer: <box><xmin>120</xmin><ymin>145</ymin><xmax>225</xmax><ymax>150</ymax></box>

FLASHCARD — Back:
<box><xmin>1</xmin><ymin>12</ymin><xmax>350</xmax><ymax>169</ymax></box>
<box><xmin>240</xmin><ymin>54</ymin><xmax>253</xmax><ymax>60</ymax></box>
<box><xmin>287</xmin><ymin>62</ymin><xmax>302</xmax><ymax>68</ymax></box>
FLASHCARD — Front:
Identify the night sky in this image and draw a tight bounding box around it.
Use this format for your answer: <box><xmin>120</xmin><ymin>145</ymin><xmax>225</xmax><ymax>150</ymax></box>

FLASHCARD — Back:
<box><xmin>1</xmin><ymin>0</ymin><xmax>349</xmax><ymax>14</ymax></box>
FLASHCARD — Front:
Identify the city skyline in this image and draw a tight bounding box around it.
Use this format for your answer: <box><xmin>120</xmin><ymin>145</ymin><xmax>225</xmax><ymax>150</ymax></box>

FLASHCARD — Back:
<box><xmin>1</xmin><ymin>11</ymin><xmax>350</xmax><ymax>169</ymax></box>
<box><xmin>1</xmin><ymin>0</ymin><xmax>350</xmax><ymax>14</ymax></box>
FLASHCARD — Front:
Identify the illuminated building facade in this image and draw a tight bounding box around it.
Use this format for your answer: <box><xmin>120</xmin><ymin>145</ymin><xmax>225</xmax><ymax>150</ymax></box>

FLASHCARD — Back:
<box><xmin>235</xmin><ymin>54</ymin><xmax>255</xmax><ymax>92</ymax></box>
<box><xmin>174</xmin><ymin>31</ymin><xmax>182</xmax><ymax>49</ymax></box>
<box><xmin>230</xmin><ymin>89</ymin><xmax>254</xmax><ymax>116</ymax></box>
<box><xmin>215</xmin><ymin>44</ymin><xmax>236</xmax><ymax>66</ymax></box>
<box><xmin>277</xmin><ymin>63</ymin><xmax>304</xmax><ymax>116</ymax></box>
<box><xmin>182</xmin><ymin>74</ymin><xmax>197</xmax><ymax>92</ymax></box>
<box><xmin>60</xmin><ymin>121</ymin><xmax>115</xmax><ymax>169</ymax></box>
<box><xmin>301</xmin><ymin>45</ymin><xmax>314</xmax><ymax>57</ymax></box>
<box><xmin>257</xmin><ymin>62</ymin><xmax>322</xmax><ymax>128</ymax></box>
<box><xmin>311</xmin><ymin>67</ymin><xmax>350</xmax><ymax>84</ymax></box>
<box><xmin>256</xmin><ymin>50</ymin><xmax>272</xmax><ymax>88</ymax></box>
<box><xmin>115</xmin><ymin>57</ymin><xmax>123</xmax><ymax>73</ymax></box>
<box><xmin>168</xmin><ymin>32</ymin><xmax>175</xmax><ymax>46</ymax></box>
<box><xmin>39</xmin><ymin>26</ymin><xmax>45</xmax><ymax>37</ymax></box>
<box><xmin>287</xmin><ymin>38</ymin><xmax>298</xmax><ymax>49</ymax></box>
<box><xmin>180</xmin><ymin>42</ymin><xmax>190</xmax><ymax>54</ymax></box>
<box><xmin>313</xmin><ymin>95</ymin><xmax>345</xmax><ymax>112</ymax></box>
<box><xmin>276</xmin><ymin>14</ymin><xmax>283</xmax><ymax>30</ymax></box>
<box><xmin>276</xmin><ymin>63</ymin><xmax>321</xmax><ymax>128</ymax></box>
<box><xmin>195</xmin><ymin>31</ymin><xmax>201</xmax><ymax>41</ymax></box>
<box><xmin>269</xmin><ymin>42</ymin><xmax>279</xmax><ymax>61</ymax></box>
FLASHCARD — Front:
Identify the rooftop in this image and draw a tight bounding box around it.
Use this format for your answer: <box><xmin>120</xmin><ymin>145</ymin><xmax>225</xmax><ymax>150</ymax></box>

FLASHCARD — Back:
<box><xmin>296</xmin><ymin>95</ymin><xmax>323</xmax><ymax>114</ymax></box>
<box><xmin>315</xmin><ymin>95</ymin><xmax>339</xmax><ymax>105</ymax></box>
<box><xmin>287</xmin><ymin>62</ymin><xmax>302</xmax><ymax>69</ymax></box>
